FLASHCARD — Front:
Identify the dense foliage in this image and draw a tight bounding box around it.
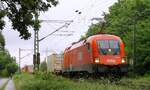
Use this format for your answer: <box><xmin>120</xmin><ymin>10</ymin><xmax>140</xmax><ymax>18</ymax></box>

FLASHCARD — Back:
<box><xmin>0</xmin><ymin>51</ymin><xmax>18</xmax><ymax>77</ymax></box>
<box><xmin>105</xmin><ymin>0</ymin><xmax>150</xmax><ymax>74</ymax></box>
<box><xmin>0</xmin><ymin>0</ymin><xmax>58</xmax><ymax>39</ymax></box>
<box><xmin>83</xmin><ymin>0</ymin><xmax>150</xmax><ymax>74</ymax></box>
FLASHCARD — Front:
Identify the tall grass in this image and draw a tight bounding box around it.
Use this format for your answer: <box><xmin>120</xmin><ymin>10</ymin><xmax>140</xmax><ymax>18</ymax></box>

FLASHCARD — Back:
<box><xmin>13</xmin><ymin>72</ymin><xmax>150</xmax><ymax>90</ymax></box>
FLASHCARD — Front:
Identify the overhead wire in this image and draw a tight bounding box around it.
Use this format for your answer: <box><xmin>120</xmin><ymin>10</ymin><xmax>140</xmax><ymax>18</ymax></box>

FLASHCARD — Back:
<box><xmin>38</xmin><ymin>21</ymin><xmax>73</xmax><ymax>42</ymax></box>
<box><xmin>40</xmin><ymin>12</ymin><xmax>75</xmax><ymax>40</ymax></box>
<box><xmin>38</xmin><ymin>0</ymin><xmax>105</xmax><ymax>53</ymax></box>
<box><xmin>39</xmin><ymin>9</ymin><xmax>81</xmax><ymax>47</ymax></box>
<box><xmin>43</xmin><ymin>0</ymin><xmax>100</xmax><ymax>49</ymax></box>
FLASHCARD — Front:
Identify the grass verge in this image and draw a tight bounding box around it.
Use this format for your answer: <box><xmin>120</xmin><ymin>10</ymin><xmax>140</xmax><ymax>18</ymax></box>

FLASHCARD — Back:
<box><xmin>13</xmin><ymin>72</ymin><xmax>150</xmax><ymax>90</ymax></box>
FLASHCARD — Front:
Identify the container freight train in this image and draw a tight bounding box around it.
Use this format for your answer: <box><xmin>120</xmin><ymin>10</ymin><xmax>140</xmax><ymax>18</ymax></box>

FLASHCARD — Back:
<box><xmin>47</xmin><ymin>34</ymin><xmax>128</xmax><ymax>76</ymax></box>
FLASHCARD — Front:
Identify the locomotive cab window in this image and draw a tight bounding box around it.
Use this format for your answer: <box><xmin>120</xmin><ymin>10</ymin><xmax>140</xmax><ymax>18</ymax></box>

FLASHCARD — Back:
<box><xmin>86</xmin><ymin>42</ymin><xmax>91</xmax><ymax>52</ymax></box>
<box><xmin>97</xmin><ymin>40</ymin><xmax>120</xmax><ymax>55</ymax></box>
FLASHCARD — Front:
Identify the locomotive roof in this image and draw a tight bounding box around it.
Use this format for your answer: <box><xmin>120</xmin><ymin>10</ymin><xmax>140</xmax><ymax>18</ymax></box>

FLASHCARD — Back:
<box><xmin>65</xmin><ymin>34</ymin><xmax>122</xmax><ymax>51</ymax></box>
<box><xmin>86</xmin><ymin>34</ymin><xmax>121</xmax><ymax>41</ymax></box>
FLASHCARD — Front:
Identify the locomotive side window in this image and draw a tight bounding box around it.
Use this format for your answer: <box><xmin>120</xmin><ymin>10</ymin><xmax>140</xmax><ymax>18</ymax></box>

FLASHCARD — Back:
<box><xmin>97</xmin><ymin>40</ymin><xmax>120</xmax><ymax>55</ymax></box>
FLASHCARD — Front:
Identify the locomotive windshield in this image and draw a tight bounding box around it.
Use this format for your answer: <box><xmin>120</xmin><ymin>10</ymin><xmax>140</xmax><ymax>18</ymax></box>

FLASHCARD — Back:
<box><xmin>97</xmin><ymin>40</ymin><xmax>120</xmax><ymax>55</ymax></box>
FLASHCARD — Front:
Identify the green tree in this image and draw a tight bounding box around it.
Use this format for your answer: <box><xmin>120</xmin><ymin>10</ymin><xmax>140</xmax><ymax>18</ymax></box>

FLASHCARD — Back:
<box><xmin>104</xmin><ymin>0</ymin><xmax>150</xmax><ymax>74</ymax></box>
<box><xmin>0</xmin><ymin>0</ymin><xmax>58</xmax><ymax>39</ymax></box>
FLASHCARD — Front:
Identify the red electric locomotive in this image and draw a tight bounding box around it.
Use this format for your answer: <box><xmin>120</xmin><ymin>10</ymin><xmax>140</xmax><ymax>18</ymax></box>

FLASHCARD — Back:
<box><xmin>63</xmin><ymin>34</ymin><xmax>128</xmax><ymax>75</ymax></box>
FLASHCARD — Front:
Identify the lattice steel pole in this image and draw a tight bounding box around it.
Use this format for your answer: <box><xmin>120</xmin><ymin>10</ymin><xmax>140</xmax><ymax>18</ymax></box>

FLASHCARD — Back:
<box><xmin>33</xmin><ymin>12</ymin><xmax>40</xmax><ymax>71</ymax></box>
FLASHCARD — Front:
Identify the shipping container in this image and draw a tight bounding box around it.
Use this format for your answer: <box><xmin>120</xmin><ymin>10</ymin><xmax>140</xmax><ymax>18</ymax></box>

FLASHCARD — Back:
<box><xmin>47</xmin><ymin>53</ymin><xmax>63</xmax><ymax>73</ymax></box>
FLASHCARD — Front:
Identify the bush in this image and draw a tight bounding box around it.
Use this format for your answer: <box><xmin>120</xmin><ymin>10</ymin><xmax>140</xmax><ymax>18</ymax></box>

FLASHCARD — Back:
<box><xmin>0</xmin><ymin>50</ymin><xmax>18</xmax><ymax>77</ymax></box>
<box><xmin>6</xmin><ymin>63</ymin><xmax>18</xmax><ymax>76</ymax></box>
<box><xmin>1</xmin><ymin>69</ymin><xmax>9</xmax><ymax>77</ymax></box>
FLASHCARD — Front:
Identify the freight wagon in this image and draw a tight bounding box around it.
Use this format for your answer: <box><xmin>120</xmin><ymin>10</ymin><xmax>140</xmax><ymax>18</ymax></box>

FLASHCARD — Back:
<box><xmin>47</xmin><ymin>53</ymin><xmax>63</xmax><ymax>73</ymax></box>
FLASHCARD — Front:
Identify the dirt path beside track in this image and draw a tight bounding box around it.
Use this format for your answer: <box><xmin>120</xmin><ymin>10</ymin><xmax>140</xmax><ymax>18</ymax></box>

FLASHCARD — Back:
<box><xmin>5</xmin><ymin>79</ymin><xmax>16</xmax><ymax>90</ymax></box>
<box><xmin>0</xmin><ymin>78</ymin><xmax>8</xmax><ymax>88</ymax></box>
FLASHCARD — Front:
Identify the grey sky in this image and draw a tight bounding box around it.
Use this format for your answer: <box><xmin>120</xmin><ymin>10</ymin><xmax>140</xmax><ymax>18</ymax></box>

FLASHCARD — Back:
<box><xmin>2</xmin><ymin>0</ymin><xmax>117</xmax><ymax>67</ymax></box>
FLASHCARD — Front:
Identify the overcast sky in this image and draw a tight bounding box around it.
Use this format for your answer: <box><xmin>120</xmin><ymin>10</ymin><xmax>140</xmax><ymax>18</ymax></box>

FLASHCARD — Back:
<box><xmin>2</xmin><ymin>0</ymin><xmax>117</xmax><ymax>67</ymax></box>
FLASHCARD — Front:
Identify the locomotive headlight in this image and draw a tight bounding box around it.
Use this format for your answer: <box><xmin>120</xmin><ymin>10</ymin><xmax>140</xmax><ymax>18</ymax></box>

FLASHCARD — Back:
<box><xmin>121</xmin><ymin>58</ymin><xmax>126</xmax><ymax>64</ymax></box>
<box><xmin>95</xmin><ymin>58</ymin><xmax>100</xmax><ymax>63</ymax></box>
